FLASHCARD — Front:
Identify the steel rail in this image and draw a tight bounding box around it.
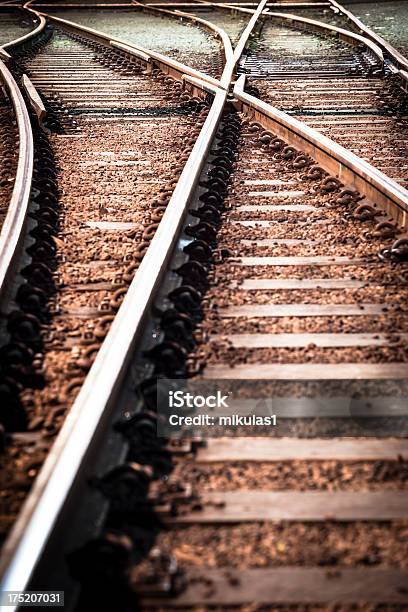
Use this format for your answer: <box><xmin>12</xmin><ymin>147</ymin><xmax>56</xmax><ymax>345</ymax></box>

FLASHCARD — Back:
<box><xmin>134</xmin><ymin>0</ymin><xmax>266</xmax><ymax>85</ymax></box>
<box><xmin>233</xmin><ymin>74</ymin><xmax>408</xmax><ymax>226</ymax></box>
<box><xmin>173</xmin><ymin>8</ymin><xmax>233</xmax><ymax>87</ymax></box>
<box><xmin>0</xmin><ymin>59</ymin><xmax>34</xmax><ymax>308</ymax></box>
<box><xmin>0</xmin><ymin>54</ymin><xmax>228</xmax><ymax>612</ymax></box>
<box><xmin>174</xmin><ymin>0</ymin><xmax>267</xmax><ymax>81</ymax></box>
<box><xmin>26</xmin><ymin>7</ymin><xmax>224</xmax><ymax>90</ymax></box>
<box><xmin>22</xmin><ymin>73</ymin><xmax>46</xmax><ymax>124</ymax></box>
<box><xmin>0</xmin><ymin>48</ymin><xmax>11</xmax><ymax>60</ymax></box>
<box><xmin>0</xmin><ymin>3</ymin><xmax>229</xmax><ymax>600</ymax></box>
<box><xmin>329</xmin><ymin>0</ymin><xmax>408</xmax><ymax>73</ymax></box>
<box><xmin>232</xmin><ymin>0</ymin><xmax>267</xmax><ymax>66</ymax></box>
<box><xmin>1</xmin><ymin>9</ymin><xmax>46</xmax><ymax>51</ymax></box>
<box><xmin>132</xmin><ymin>0</ymin><xmax>234</xmax><ymax>88</ymax></box>
<box><xmin>265</xmin><ymin>10</ymin><xmax>384</xmax><ymax>67</ymax></box>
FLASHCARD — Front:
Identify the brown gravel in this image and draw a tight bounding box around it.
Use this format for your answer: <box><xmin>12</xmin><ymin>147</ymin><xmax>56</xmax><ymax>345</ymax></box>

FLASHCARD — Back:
<box><xmin>170</xmin><ymin>460</ymin><xmax>408</xmax><ymax>492</ymax></box>
<box><xmin>0</xmin><ymin>90</ymin><xmax>18</xmax><ymax>232</ymax></box>
<box><xmin>201</xmin><ymin>315</ymin><xmax>408</xmax><ymax>335</ymax></box>
<box><xmin>152</xmin><ymin>522</ymin><xmax>408</xmax><ymax>569</ymax></box>
<box><xmin>207</xmin><ymin>288</ymin><xmax>407</xmax><ymax>307</ymax></box>
<box><xmin>201</xmin><ymin>346</ymin><xmax>408</xmax><ymax>366</ymax></box>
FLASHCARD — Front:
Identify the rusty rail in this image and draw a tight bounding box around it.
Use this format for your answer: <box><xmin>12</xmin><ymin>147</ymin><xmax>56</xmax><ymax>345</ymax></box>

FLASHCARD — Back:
<box><xmin>0</xmin><ymin>59</ymin><xmax>34</xmax><ymax>307</ymax></box>
<box><xmin>0</xmin><ymin>5</ymin><xmax>229</xmax><ymax>598</ymax></box>
<box><xmin>132</xmin><ymin>0</ymin><xmax>234</xmax><ymax>87</ymax></box>
<box><xmin>1</xmin><ymin>8</ymin><xmax>46</xmax><ymax>51</ymax></box>
<box><xmin>233</xmin><ymin>74</ymin><xmax>408</xmax><ymax>226</ymax></box>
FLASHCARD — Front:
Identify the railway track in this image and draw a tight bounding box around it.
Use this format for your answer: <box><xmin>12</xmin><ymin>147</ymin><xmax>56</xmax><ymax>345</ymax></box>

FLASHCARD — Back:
<box><xmin>239</xmin><ymin>12</ymin><xmax>408</xmax><ymax>190</ymax></box>
<box><xmin>1</xmin><ymin>1</ymin><xmax>408</xmax><ymax>610</ymax></box>
<box><xmin>125</xmin><ymin>83</ymin><xmax>408</xmax><ymax>607</ymax></box>
<box><xmin>0</xmin><ymin>0</ymin><xmax>217</xmax><ymax>580</ymax></box>
<box><xmin>1</xmin><ymin>22</ymin><xmax>209</xmax><ymax>531</ymax></box>
<box><xmin>341</xmin><ymin>0</ymin><xmax>408</xmax><ymax>61</ymax></box>
<box><xmin>36</xmin><ymin>3</ymin><xmax>227</xmax><ymax>79</ymax></box>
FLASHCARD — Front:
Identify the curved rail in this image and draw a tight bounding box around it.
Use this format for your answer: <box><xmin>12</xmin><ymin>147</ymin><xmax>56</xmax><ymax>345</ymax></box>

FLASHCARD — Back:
<box><xmin>26</xmin><ymin>7</ymin><xmax>223</xmax><ymax>90</ymax></box>
<box><xmin>173</xmin><ymin>8</ymin><xmax>233</xmax><ymax>87</ymax></box>
<box><xmin>266</xmin><ymin>11</ymin><xmax>384</xmax><ymax>68</ymax></box>
<box><xmin>0</xmin><ymin>59</ymin><xmax>34</xmax><ymax>307</ymax></box>
<box><xmin>329</xmin><ymin>0</ymin><xmax>408</xmax><ymax>73</ymax></box>
<box><xmin>133</xmin><ymin>0</ymin><xmax>234</xmax><ymax>88</ymax></box>
<box><xmin>190</xmin><ymin>0</ymin><xmax>385</xmax><ymax>70</ymax></box>
<box><xmin>1</xmin><ymin>10</ymin><xmax>46</xmax><ymax>51</ymax></box>
<box><xmin>234</xmin><ymin>74</ymin><xmax>408</xmax><ymax>226</ymax></box>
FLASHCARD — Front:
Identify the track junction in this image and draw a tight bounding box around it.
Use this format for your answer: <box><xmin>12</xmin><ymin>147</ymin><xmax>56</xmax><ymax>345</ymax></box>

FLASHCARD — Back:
<box><xmin>0</xmin><ymin>0</ymin><xmax>408</xmax><ymax>609</ymax></box>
